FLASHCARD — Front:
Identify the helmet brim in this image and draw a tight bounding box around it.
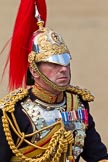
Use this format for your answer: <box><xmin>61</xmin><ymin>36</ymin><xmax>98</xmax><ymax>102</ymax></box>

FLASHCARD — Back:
<box><xmin>38</xmin><ymin>53</ymin><xmax>71</xmax><ymax>66</ymax></box>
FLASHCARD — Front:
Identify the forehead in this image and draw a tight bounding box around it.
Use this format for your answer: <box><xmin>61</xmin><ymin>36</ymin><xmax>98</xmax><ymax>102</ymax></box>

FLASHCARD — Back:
<box><xmin>38</xmin><ymin>62</ymin><xmax>59</xmax><ymax>68</ymax></box>
<box><xmin>38</xmin><ymin>62</ymin><xmax>70</xmax><ymax>69</ymax></box>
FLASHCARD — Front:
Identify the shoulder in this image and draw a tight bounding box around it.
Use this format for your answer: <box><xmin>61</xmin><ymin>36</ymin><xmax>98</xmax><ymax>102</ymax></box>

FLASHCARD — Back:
<box><xmin>66</xmin><ymin>85</ymin><xmax>94</xmax><ymax>102</ymax></box>
<box><xmin>0</xmin><ymin>88</ymin><xmax>28</xmax><ymax>111</ymax></box>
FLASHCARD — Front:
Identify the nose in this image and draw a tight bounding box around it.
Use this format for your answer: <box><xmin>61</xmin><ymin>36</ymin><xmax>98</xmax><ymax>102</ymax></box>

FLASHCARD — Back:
<box><xmin>60</xmin><ymin>65</ymin><xmax>70</xmax><ymax>71</ymax></box>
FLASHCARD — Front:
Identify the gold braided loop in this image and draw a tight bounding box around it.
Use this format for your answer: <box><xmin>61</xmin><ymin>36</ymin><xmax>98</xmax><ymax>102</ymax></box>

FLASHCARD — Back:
<box><xmin>40</xmin><ymin>128</ymin><xmax>64</xmax><ymax>161</ymax></box>
<box><xmin>1</xmin><ymin>88</ymin><xmax>29</xmax><ymax>147</ymax></box>
<box><xmin>64</xmin><ymin>131</ymin><xmax>74</xmax><ymax>162</ymax></box>
<box><xmin>51</xmin><ymin>129</ymin><xmax>74</xmax><ymax>162</ymax></box>
<box><xmin>2</xmin><ymin>110</ymin><xmax>74</xmax><ymax>162</ymax></box>
<box><xmin>2</xmin><ymin>112</ymin><xmax>29</xmax><ymax>161</ymax></box>
<box><xmin>2</xmin><ymin>112</ymin><xmax>62</xmax><ymax>162</ymax></box>
<box><xmin>2</xmin><ymin>115</ymin><xmax>26</xmax><ymax>161</ymax></box>
<box><xmin>63</xmin><ymin>139</ymin><xmax>68</xmax><ymax>153</ymax></box>
<box><xmin>52</xmin><ymin>137</ymin><xmax>64</xmax><ymax>162</ymax></box>
<box><xmin>2</xmin><ymin>109</ymin><xmax>68</xmax><ymax>162</ymax></box>
<box><xmin>62</xmin><ymin>139</ymin><xmax>68</xmax><ymax>162</ymax></box>
<box><xmin>4</xmin><ymin>108</ymin><xmax>64</xmax><ymax>150</ymax></box>
<box><xmin>64</xmin><ymin>131</ymin><xmax>74</xmax><ymax>144</ymax></box>
<box><xmin>49</xmin><ymin>129</ymin><xmax>65</xmax><ymax>162</ymax></box>
<box><xmin>16</xmin><ymin>132</ymin><xmax>25</xmax><ymax>148</ymax></box>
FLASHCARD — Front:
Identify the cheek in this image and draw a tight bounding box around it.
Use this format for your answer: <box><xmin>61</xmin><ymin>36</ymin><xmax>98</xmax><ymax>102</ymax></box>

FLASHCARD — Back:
<box><xmin>45</xmin><ymin>69</ymin><xmax>58</xmax><ymax>81</ymax></box>
<box><xmin>47</xmin><ymin>70</ymin><xmax>57</xmax><ymax>78</ymax></box>
<box><xmin>69</xmin><ymin>69</ymin><xmax>71</xmax><ymax>76</ymax></box>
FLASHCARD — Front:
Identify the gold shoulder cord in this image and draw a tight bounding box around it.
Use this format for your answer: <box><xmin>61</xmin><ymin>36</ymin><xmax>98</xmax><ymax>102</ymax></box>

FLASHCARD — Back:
<box><xmin>1</xmin><ymin>88</ymin><xmax>74</xmax><ymax>162</ymax></box>
<box><xmin>66</xmin><ymin>85</ymin><xmax>94</xmax><ymax>102</ymax></box>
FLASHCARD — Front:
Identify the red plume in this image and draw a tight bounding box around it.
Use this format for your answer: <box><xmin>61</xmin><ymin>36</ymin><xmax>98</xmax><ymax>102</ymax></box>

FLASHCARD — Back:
<box><xmin>6</xmin><ymin>0</ymin><xmax>47</xmax><ymax>90</ymax></box>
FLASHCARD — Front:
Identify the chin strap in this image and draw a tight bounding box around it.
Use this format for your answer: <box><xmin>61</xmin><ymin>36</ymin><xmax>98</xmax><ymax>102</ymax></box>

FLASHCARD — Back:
<box><xmin>28</xmin><ymin>51</ymin><xmax>68</xmax><ymax>92</ymax></box>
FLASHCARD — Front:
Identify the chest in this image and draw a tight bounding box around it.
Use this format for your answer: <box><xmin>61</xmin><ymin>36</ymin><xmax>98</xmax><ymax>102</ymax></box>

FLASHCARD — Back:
<box><xmin>21</xmin><ymin>93</ymin><xmax>88</xmax><ymax>159</ymax></box>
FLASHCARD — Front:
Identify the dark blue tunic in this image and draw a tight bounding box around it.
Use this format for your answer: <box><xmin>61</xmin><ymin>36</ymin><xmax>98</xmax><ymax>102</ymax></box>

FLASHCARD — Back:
<box><xmin>0</xmin><ymin>90</ymin><xmax>108</xmax><ymax>162</ymax></box>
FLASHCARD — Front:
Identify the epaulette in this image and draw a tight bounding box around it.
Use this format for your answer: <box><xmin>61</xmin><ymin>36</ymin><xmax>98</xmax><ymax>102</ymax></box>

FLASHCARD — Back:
<box><xmin>0</xmin><ymin>88</ymin><xmax>28</xmax><ymax>112</ymax></box>
<box><xmin>66</xmin><ymin>85</ymin><xmax>94</xmax><ymax>102</ymax></box>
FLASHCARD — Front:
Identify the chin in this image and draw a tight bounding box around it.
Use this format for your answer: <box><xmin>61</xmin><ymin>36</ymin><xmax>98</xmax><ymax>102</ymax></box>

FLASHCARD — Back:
<box><xmin>58</xmin><ymin>82</ymin><xmax>69</xmax><ymax>87</ymax></box>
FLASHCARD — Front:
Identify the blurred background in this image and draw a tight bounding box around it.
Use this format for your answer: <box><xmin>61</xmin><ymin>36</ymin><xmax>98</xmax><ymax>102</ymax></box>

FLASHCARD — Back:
<box><xmin>0</xmin><ymin>0</ymin><xmax>108</xmax><ymax>161</ymax></box>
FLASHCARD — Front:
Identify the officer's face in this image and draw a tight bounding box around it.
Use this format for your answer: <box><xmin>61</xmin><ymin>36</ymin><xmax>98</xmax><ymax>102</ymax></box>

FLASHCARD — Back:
<box><xmin>38</xmin><ymin>62</ymin><xmax>71</xmax><ymax>87</ymax></box>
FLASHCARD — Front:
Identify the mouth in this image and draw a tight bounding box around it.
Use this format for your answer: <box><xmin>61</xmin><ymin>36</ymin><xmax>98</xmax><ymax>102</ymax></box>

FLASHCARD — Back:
<box><xmin>57</xmin><ymin>77</ymin><xmax>68</xmax><ymax>81</ymax></box>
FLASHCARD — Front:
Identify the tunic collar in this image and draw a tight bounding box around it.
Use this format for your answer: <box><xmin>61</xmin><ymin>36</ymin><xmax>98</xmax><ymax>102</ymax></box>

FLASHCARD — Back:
<box><xmin>31</xmin><ymin>84</ymin><xmax>64</xmax><ymax>104</ymax></box>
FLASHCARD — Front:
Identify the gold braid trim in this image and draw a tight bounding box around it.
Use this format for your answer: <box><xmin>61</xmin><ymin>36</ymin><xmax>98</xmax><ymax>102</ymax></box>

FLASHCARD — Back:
<box><xmin>0</xmin><ymin>88</ymin><xmax>28</xmax><ymax>111</ymax></box>
<box><xmin>1</xmin><ymin>88</ymin><xmax>74</xmax><ymax>162</ymax></box>
<box><xmin>98</xmin><ymin>160</ymin><xmax>108</xmax><ymax>162</ymax></box>
<box><xmin>2</xmin><ymin>112</ymin><xmax>74</xmax><ymax>162</ymax></box>
<box><xmin>66</xmin><ymin>85</ymin><xmax>94</xmax><ymax>102</ymax></box>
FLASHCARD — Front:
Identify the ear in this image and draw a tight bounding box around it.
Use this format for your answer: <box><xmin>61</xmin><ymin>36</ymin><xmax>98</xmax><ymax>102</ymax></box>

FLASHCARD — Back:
<box><xmin>29</xmin><ymin>67</ymin><xmax>40</xmax><ymax>79</ymax></box>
